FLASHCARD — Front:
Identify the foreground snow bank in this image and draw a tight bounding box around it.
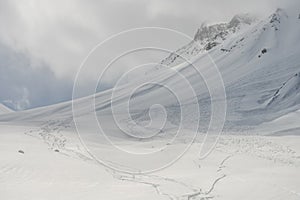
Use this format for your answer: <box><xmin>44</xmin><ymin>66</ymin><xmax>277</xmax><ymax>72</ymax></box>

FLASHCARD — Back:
<box><xmin>1</xmin><ymin>123</ymin><xmax>300</xmax><ymax>200</ymax></box>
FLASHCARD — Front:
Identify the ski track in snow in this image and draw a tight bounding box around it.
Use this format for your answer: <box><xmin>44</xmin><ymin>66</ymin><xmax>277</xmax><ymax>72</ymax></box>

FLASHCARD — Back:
<box><xmin>216</xmin><ymin>135</ymin><xmax>300</xmax><ymax>167</ymax></box>
<box><xmin>22</xmin><ymin>119</ymin><xmax>234</xmax><ymax>199</ymax></box>
<box><xmin>19</xmin><ymin>118</ymin><xmax>300</xmax><ymax>199</ymax></box>
<box><xmin>24</xmin><ymin>118</ymin><xmax>94</xmax><ymax>162</ymax></box>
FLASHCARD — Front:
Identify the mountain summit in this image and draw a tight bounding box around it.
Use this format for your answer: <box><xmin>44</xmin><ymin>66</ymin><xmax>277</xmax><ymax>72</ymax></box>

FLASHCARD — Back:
<box><xmin>160</xmin><ymin>14</ymin><xmax>257</xmax><ymax>67</ymax></box>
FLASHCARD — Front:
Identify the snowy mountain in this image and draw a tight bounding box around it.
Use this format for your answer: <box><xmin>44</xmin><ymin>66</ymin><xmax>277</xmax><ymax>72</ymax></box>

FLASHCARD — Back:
<box><xmin>155</xmin><ymin>7</ymin><xmax>300</xmax><ymax>131</ymax></box>
<box><xmin>1</xmin><ymin>8</ymin><xmax>300</xmax><ymax>134</ymax></box>
<box><xmin>160</xmin><ymin>14</ymin><xmax>257</xmax><ymax>67</ymax></box>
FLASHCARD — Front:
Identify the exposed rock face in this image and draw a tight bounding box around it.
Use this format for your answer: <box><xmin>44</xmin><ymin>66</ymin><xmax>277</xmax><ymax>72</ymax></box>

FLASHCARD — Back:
<box><xmin>193</xmin><ymin>23</ymin><xmax>227</xmax><ymax>41</ymax></box>
<box><xmin>269</xmin><ymin>8</ymin><xmax>288</xmax><ymax>31</ymax></box>
<box><xmin>18</xmin><ymin>150</ymin><xmax>25</xmax><ymax>154</ymax></box>
<box><xmin>194</xmin><ymin>14</ymin><xmax>256</xmax><ymax>42</ymax></box>
<box><xmin>228</xmin><ymin>14</ymin><xmax>255</xmax><ymax>28</ymax></box>
<box><xmin>267</xmin><ymin>72</ymin><xmax>300</xmax><ymax>108</ymax></box>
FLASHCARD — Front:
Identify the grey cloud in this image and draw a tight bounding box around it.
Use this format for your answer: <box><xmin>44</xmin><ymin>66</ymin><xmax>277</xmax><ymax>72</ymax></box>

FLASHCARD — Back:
<box><xmin>0</xmin><ymin>42</ymin><xmax>73</xmax><ymax>110</ymax></box>
<box><xmin>0</xmin><ymin>0</ymin><xmax>292</xmax><ymax>79</ymax></box>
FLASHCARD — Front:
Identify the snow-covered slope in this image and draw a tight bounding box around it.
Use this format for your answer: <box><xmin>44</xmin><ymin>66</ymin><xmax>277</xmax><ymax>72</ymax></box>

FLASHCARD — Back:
<box><xmin>257</xmin><ymin>108</ymin><xmax>300</xmax><ymax>135</ymax></box>
<box><xmin>267</xmin><ymin>72</ymin><xmax>300</xmax><ymax>109</ymax></box>
<box><xmin>0</xmin><ymin>103</ymin><xmax>13</xmax><ymax>114</ymax></box>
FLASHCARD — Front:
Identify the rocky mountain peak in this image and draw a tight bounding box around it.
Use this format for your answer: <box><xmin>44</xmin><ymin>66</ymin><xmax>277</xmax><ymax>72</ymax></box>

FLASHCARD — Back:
<box><xmin>228</xmin><ymin>13</ymin><xmax>257</xmax><ymax>28</ymax></box>
<box><xmin>160</xmin><ymin>13</ymin><xmax>257</xmax><ymax>68</ymax></box>
<box><xmin>269</xmin><ymin>8</ymin><xmax>288</xmax><ymax>24</ymax></box>
<box><xmin>193</xmin><ymin>23</ymin><xmax>227</xmax><ymax>41</ymax></box>
<box><xmin>194</xmin><ymin>13</ymin><xmax>256</xmax><ymax>41</ymax></box>
<box><xmin>268</xmin><ymin>8</ymin><xmax>288</xmax><ymax>31</ymax></box>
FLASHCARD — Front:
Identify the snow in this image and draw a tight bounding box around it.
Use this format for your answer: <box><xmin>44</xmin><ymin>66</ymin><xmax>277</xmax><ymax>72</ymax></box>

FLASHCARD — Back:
<box><xmin>0</xmin><ymin>103</ymin><xmax>13</xmax><ymax>114</ymax></box>
<box><xmin>1</xmin><ymin>122</ymin><xmax>300</xmax><ymax>200</ymax></box>
<box><xmin>257</xmin><ymin>109</ymin><xmax>300</xmax><ymax>135</ymax></box>
<box><xmin>1</xmin><ymin>6</ymin><xmax>300</xmax><ymax>200</ymax></box>
<box><xmin>160</xmin><ymin>14</ymin><xmax>256</xmax><ymax>67</ymax></box>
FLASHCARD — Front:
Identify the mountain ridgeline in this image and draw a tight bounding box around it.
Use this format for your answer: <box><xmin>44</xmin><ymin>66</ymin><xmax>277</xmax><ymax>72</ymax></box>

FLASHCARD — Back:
<box><xmin>160</xmin><ymin>14</ymin><xmax>257</xmax><ymax>67</ymax></box>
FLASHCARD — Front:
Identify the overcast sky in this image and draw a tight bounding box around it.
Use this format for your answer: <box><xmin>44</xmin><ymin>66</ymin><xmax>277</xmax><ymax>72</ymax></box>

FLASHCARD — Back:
<box><xmin>0</xmin><ymin>0</ymin><xmax>295</xmax><ymax>110</ymax></box>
